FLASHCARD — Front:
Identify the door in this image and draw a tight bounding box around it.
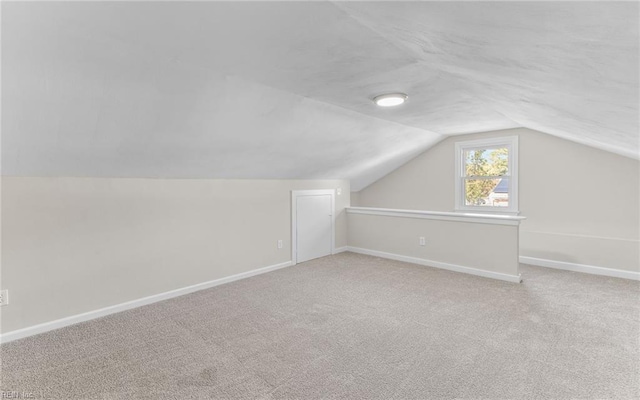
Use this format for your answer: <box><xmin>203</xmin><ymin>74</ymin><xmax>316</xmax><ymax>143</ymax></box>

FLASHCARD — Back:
<box><xmin>296</xmin><ymin>194</ymin><xmax>333</xmax><ymax>263</ymax></box>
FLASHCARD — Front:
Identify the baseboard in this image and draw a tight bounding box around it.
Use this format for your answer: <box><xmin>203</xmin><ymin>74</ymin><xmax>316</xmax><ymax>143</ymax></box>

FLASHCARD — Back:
<box><xmin>334</xmin><ymin>246</ymin><xmax>348</xmax><ymax>254</ymax></box>
<box><xmin>347</xmin><ymin>246</ymin><xmax>521</xmax><ymax>283</ymax></box>
<box><xmin>519</xmin><ymin>256</ymin><xmax>640</xmax><ymax>281</ymax></box>
<box><xmin>0</xmin><ymin>260</ymin><xmax>293</xmax><ymax>344</ymax></box>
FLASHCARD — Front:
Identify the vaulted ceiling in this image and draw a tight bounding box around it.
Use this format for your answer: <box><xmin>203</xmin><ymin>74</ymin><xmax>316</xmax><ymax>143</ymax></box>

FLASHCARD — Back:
<box><xmin>2</xmin><ymin>1</ymin><xmax>638</xmax><ymax>190</ymax></box>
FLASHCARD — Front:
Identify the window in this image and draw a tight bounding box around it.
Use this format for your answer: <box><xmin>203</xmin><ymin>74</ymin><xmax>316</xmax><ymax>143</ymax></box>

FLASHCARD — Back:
<box><xmin>455</xmin><ymin>136</ymin><xmax>518</xmax><ymax>213</ymax></box>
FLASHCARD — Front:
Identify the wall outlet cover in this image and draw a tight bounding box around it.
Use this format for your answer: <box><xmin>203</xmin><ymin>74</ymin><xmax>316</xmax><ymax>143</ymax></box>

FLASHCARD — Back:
<box><xmin>0</xmin><ymin>289</ymin><xmax>8</xmax><ymax>306</ymax></box>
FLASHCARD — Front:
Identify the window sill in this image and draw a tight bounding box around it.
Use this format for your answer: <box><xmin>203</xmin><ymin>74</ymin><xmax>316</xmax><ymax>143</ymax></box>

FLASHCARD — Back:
<box><xmin>454</xmin><ymin>208</ymin><xmax>520</xmax><ymax>216</ymax></box>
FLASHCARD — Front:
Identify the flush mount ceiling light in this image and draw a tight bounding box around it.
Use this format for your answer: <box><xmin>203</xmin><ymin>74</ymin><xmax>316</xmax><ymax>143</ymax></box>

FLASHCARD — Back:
<box><xmin>373</xmin><ymin>93</ymin><xmax>408</xmax><ymax>107</ymax></box>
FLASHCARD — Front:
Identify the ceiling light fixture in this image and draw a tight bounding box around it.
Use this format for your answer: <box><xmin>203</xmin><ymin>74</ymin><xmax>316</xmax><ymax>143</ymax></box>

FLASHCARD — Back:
<box><xmin>373</xmin><ymin>93</ymin><xmax>408</xmax><ymax>107</ymax></box>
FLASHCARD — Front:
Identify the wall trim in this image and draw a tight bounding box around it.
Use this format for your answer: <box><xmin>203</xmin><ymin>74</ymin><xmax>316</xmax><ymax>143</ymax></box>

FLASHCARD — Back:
<box><xmin>334</xmin><ymin>246</ymin><xmax>348</xmax><ymax>254</ymax></box>
<box><xmin>347</xmin><ymin>246</ymin><xmax>521</xmax><ymax>283</ymax></box>
<box><xmin>1</xmin><ymin>260</ymin><xmax>293</xmax><ymax>344</ymax></box>
<box><xmin>346</xmin><ymin>206</ymin><xmax>525</xmax><ymax>226</ymax></box>
<box><xmin>520</xmin><ymin>256</ymin><xmax>640</xmax><ymax>281</ymax></box>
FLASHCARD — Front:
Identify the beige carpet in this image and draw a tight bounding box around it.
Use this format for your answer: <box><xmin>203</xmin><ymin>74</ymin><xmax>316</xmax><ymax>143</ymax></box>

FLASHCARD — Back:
<box><xmin>1</xmin><ymin>252</ymin><xmax>638</xmax><ymax>399</ymax></box>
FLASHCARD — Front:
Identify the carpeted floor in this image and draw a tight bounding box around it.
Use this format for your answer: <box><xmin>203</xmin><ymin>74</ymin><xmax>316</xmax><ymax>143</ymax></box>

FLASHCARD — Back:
<box><xmin>1</xmin><ymin>252</ymin><xmax>639</xmax><ymax>399</ymax></box>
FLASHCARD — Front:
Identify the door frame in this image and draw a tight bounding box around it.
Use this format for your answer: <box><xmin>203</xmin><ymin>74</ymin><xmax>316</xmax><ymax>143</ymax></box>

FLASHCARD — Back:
<box><xmin>291</xmin><ymin>189</ymin><xmax>336</xmax><ymax>265</ymax></box>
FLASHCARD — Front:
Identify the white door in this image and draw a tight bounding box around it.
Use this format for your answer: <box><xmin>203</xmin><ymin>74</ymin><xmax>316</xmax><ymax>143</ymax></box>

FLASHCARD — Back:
<box><xmin>296</xmin><ymin>194</ymin><xmax>333</xmax><ymax>263</ymax></box>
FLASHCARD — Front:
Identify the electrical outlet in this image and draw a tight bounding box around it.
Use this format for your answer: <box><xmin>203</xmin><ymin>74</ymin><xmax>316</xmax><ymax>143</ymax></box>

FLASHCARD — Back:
<box><xmin>277</xmin><ymin>240</ymin><xmax>283</xmax><ymax>249</ymax></box>
<box><xmin>419</xmin><ymin>237</ymin><xmax>426</xmax><ymax>246</ymax></box>
<box><xmin>0</xmin><ymin>290</ymin><xmax>8</xmax><ymax>306</ymax></box>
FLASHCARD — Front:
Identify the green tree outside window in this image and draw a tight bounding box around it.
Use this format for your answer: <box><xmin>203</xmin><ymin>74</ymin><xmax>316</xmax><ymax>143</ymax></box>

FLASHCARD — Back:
<box><xmin>464</xmin><ymin>148</ymin><xmax>508</xmax><ymax>206</ymax></box>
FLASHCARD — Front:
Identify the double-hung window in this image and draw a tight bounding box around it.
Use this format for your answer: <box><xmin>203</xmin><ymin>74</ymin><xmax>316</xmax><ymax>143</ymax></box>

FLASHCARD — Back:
<box><xmin>455</xmin><ymin>136</ymin><xmax>518</xmax><ymax>213</ymax></box>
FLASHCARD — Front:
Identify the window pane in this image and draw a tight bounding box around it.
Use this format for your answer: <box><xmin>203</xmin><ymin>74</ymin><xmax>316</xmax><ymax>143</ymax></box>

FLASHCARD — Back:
<box><xmin>464</xmin><ymin>178</ymin><xmax>509</xmax><ymax>207</ymax></box>
<box><xmin>464</xmin><ymin>148</ymin><xmax>509</xmax><ymax>177</ymax></box>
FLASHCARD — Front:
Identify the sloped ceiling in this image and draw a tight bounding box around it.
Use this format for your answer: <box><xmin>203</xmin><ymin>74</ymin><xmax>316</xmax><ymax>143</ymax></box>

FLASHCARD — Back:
<box><xmin>2</xmin><ymin>1</ymin><xmax>638</xmax><ymax>191</ymax></box>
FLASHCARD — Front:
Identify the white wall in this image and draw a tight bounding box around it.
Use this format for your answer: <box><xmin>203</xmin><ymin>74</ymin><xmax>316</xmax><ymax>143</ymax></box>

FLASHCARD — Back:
<box><xmin>354</xmin><ymin>128</ymin><xmax>639</xmax><ymax>273</ymax></box>
<box><xmin>1</xmin><ymin>177</ymin><xmax>349</xmax><ymax>333</ymax></box>
<box><xmin>347</xmin><ymin>212</ymin><xmax>521</xmax><ymax>280</ymax></box>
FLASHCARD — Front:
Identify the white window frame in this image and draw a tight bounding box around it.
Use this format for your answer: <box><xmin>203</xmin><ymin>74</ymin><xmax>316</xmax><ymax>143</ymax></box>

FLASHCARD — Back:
<box><xmin>454</xmin><ymin>136</ymin><xmax>519</xmax><ymax>214</ymax></box>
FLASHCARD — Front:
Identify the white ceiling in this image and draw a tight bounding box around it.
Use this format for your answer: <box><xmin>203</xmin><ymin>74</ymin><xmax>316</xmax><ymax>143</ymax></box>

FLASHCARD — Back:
<box><xmin>2</xmin><ymin>1</ymin><xmax>638</xmax><ymax>190</ymax></box>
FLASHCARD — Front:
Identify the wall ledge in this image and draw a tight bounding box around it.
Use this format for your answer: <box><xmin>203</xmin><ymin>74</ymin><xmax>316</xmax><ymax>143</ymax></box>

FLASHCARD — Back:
<box><xmin>347</xmin><ymin>206</ymin><xmax>525</xmax><ymax>226</ymax></box>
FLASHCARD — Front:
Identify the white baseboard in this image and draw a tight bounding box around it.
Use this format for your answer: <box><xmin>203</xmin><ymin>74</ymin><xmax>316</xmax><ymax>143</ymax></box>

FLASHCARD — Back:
<box><xmin>519</xmin><ymin>256</ymin><xmax>640</xmax><ymax>281</ymax></box>
<box><xmin>333</xmin><ymin>246</ymin><xmax>348</xmax><ymax>254</ymax></box>
<box><xmin>347</xmin><ymin>246</ymin><xmax>521</xmax><ymax>283</ymax></box>
<box><xmin>1</xmin><ymin>260</ymin><xmax>293</xmax><ymax>344</ymax></box>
